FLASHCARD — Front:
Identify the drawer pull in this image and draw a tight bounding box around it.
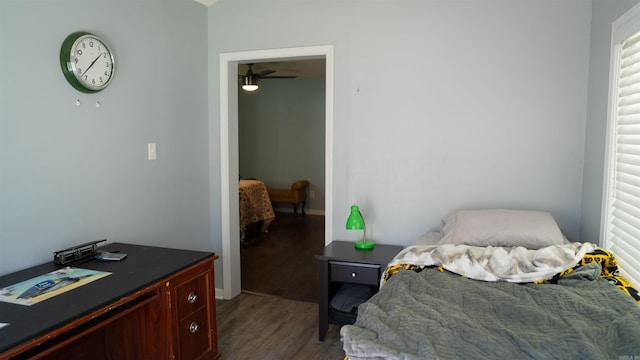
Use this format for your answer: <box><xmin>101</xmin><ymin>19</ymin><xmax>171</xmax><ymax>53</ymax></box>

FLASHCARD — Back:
<box><xmin>351</xmin><ymin>272</ymin><xmax>357</xmax><ymax>278</ymax></box>
<box><xmin>187</xmin><ymin>292</ymin><xmax>198</xmax><ymax>304</ymax></box>
<box><xmin>189</xmin><ymin>322</ymin><xmax>199</xmax><ymax>333</ymax></box>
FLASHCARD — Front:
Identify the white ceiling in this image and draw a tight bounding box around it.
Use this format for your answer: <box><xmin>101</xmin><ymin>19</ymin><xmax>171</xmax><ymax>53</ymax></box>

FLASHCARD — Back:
<box><xmin>194</xmin><ymin>0</ymin><xmax>218</xmax><ymax>7</ymax></box>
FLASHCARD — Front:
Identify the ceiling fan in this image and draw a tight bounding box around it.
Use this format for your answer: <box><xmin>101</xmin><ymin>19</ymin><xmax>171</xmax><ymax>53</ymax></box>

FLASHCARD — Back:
<box><xmin>240</xmin><ymin>64</ymin><xmax>297</xmax><ymax>91</ymax></box>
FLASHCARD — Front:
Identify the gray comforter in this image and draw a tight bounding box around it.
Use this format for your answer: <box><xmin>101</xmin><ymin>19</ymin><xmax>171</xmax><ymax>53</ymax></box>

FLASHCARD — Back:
<box><xmin>341</xmin><ymin>262</ymin><xmax>640</xmax><ymax>359</ymax></box>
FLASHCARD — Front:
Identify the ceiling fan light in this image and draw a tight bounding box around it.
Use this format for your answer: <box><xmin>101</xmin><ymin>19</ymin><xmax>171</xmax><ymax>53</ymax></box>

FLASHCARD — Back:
<box><xmin>241</xmin><ymin>75</ymin><xmax>258</xmax><ymax>91</ymax></box>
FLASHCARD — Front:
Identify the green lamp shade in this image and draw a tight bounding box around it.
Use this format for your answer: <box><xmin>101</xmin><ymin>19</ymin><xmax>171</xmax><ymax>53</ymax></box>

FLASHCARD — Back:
<box><xmin>346</xmin><ymin>204</ymin><xmax>374</xmax><ymax>250</ymax></box>
<box><xmin>346</xmin><ymin>205</ymin><xmax>365</xmax><ymax>230</ymax></box>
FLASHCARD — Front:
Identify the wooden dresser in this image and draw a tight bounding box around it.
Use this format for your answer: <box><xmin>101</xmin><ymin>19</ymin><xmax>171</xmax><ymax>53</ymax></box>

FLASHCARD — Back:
<box><xmin>0</xmin><ymin>243</ymin><xmax>220</xmax><ymax>359</ymax></box>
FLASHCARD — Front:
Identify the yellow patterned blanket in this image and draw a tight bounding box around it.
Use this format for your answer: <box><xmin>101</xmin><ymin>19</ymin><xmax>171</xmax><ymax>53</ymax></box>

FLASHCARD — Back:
<box><xmin>384</xmin><ymin>247</ymin><xmax>640</xmax><ymax>304</ymax></box>
<box><xmin>548</xmin><ymin>248</ymin><xmax>639</xmax><ymax>303</ymax></box>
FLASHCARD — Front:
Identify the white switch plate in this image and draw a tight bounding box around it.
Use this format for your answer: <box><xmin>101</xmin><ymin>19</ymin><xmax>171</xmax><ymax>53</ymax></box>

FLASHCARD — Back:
<box><xmin>148</xmin><ymin>143</ymin><xmax>157</xmax><ymax>160</ymax></box>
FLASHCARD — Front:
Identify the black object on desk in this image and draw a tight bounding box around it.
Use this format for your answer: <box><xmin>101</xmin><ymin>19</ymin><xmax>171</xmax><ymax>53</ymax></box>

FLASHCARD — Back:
<box><xmin>53</xmin><ymin>239</ymin><xmax>107</xmax><ymax>265</ymax></box>
<box><xmin>315</xmin><ymin>241</ymin><xmax>403</xmax><ymax>341</ymax></box>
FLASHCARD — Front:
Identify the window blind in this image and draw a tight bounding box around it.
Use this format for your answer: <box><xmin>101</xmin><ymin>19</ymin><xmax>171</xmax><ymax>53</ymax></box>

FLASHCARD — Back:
<box><xmin>607</xmin><ymin>30</ymin><xmax>640</xmax><ymax>289</ymax></box>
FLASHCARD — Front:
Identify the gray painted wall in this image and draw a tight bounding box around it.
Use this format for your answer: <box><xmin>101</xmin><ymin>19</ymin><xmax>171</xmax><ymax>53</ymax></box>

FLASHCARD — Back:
<box><xmin>239</xmin><ymin>79</ymin><xmax>326</xmax><ymax>212</ymax></box>
<box><xmin>2</xmin><ymin>0</ymin><xmax>635</xmax><ymax>291</ymax></box>
<box><xmin>0</xmin><ymin>0</ymin><xmax>210</xmax><ymax>276</ymax></box>
<box><xmin>209</xmin><ymin>0</ymin><xmax>592</xmax><ymax>247</ymax></box>
<box><xmin>580</xmin><ymin>0</ymin><xmax>640</xmax><ymax>244</ymax></box>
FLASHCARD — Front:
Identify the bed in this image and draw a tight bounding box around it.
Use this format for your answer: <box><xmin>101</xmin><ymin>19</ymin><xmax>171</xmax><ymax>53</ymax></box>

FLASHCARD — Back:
<box><xmin>239</xmin><ymin>179</ymin><xmax>275</xmax><ymax>240</ymax></box>
<box><xmin>340</xmin><ymin>209</ymin><xmax>640</xmax><ymax>359</ymax></box>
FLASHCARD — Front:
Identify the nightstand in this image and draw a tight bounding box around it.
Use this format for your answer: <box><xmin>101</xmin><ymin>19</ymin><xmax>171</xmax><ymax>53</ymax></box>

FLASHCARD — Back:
<box><xmin>315</xmin><ymin>241</ymin><xmax>403</xmax><ymax>341</ymax></box>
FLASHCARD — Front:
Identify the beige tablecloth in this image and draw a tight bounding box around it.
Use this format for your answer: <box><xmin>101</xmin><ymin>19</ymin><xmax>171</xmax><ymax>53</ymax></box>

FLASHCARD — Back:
<box><xmin>239</xmin><ymin>179</ymin><xmax>275</xmax><ymax>239</ymax></box>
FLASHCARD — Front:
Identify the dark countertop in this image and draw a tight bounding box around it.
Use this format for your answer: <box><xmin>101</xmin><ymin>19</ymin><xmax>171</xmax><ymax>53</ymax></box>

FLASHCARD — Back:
<box><xmin>0</xmin><ymin>242</ymin><xmax>215</xmax><ymax>354</ymax></box>
<box><xmin>315</xmin><ymin>240</ymin><xmax>403</xmax><ymax>264</ymax></box>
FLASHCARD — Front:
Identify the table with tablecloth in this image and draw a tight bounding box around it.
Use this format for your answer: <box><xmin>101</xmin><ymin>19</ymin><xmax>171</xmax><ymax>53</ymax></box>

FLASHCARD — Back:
<box><xmin>239</xmin><ymin>179</ymin><xmax>276</xmax><ymax>240</ymax></box>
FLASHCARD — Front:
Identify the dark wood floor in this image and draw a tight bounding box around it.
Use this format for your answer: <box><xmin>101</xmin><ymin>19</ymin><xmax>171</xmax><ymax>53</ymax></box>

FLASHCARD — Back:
<box><xmin>216</xmin><ymin>213</ymin><xmax>345</xmax><ymax>359</ymax></box>
<box><xmin>240</xmin><ymin>212</ymin><xmax>325</xmax><ymax>303</ymax></box>
<box><xmin>216</xmin><ymin>293</ymin><xmax>345</xmax><ymax>359</ymax></box>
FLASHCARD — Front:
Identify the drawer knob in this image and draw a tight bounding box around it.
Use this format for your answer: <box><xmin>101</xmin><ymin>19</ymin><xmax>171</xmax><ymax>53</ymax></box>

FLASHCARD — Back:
<box><xmin>187</xmin><ymin>292</ymin><xmax>198</xmax><ymax>304</ymax></box>
<box><xmin>351</xmin><ymin>272</ymin><xmax>357</xmax><ymax>278</ymax></box>
<box><xmin>189</xmin><ymin>322</ymin><xmax>200</xmax><ymax>333</ymax></box>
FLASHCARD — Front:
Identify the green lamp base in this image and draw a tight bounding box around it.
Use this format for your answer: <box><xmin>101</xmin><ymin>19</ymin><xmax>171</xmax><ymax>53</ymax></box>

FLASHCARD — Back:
<box><xmin>354</xmin><ymin>240</ymin><xmax>374</xmax><ymax>250</ymax></box>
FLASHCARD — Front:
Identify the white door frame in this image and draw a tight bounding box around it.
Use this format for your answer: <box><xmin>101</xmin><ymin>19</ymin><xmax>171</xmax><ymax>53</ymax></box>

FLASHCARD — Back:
<box><xmin>219</xmin><ymin>45</ymin><xmax>334</xmax><ymax>299</ymax></box>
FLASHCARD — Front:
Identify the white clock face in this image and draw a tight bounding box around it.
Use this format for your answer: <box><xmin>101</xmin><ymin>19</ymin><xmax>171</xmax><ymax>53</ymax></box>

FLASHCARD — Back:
<box><xmin>69</xmin><ymin>35</ymin><xmax>114</xmax><ymax>91</ymax></box>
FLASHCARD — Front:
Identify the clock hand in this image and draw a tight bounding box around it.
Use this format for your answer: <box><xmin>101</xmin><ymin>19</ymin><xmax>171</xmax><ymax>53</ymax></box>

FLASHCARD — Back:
<box><xmin>81</xmin><ymin>53</ymin><xmax>104</xmax><ymax>76</ymax></box>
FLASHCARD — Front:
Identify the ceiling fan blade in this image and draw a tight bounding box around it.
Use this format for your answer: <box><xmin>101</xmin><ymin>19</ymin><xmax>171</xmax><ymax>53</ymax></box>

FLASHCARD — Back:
<box><xmin>261</xmin><ymin>75</ymin><xmax>298</xmax><ymax>79</ymax></box>
<box><xmin>256</xmin><ymin>69</ymin><xmax>276</xmax><ymax>77</ymax></box>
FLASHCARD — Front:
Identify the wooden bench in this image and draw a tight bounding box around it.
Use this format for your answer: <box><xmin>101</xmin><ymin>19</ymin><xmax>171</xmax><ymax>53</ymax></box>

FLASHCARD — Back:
<box><xmin>267</xmin><ymin>180</ymin><xmax>310</xmax><ymax>215</ymax></box>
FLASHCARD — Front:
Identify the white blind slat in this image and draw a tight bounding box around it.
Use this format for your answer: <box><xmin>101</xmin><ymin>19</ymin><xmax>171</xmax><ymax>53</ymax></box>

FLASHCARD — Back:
<box><xmin>616</xmin><ymin>103</ymin><xmax>640</xmax><ymax>115</ymax></box>
<box><xmin>615</xmin><ymin>124</ymin><xmax>640</xmax><ymax>135</ymax></box>
<box><xmin>618</xmin><ymin>114</ymin><xmax>640</xmax><ymax>124</ymax></box>
<box><xmin>615</xmin><ymin>163</ymin><xmax>640</xmax><ymax>186</ymax></box>
<box><xmin>612</xmin><ymin>204</ymin><xmax>640</xmax><ymax>226</ymax></box>
<box><xmin>622</xmin><ymin>31</ymin><xmax>640</xmax><ymax>48</ymax></box>
<box><xmin>614</xmin><ymin>254</ymin><xmax>640</xmax><ymax>287</ymax></box>
<box><xmin>618</xmin><ymin>84</ymin><xmax>640</xmax><ymax>97</ymax></box>
<box><xmin>616</xmin><ymin>153</ymin><xmax>640</xmax><ymax>166</ymax></box>
<box><xmin>609</xmin><ymin>239</ymin><xmax>640</xmax><ymax>279</ymax></box>
<box><xmin>613</xmin><ymin>184</ymin><xmax>640</xmax><ymax>204</ymax></box>
<box><xmin>611</xmin><ymin>218</ymin><xmax>640</xmax><ymax>243</ymax></box>
<box><xmin>616</xmin><ymin>143</ymin><xmax>640</xmax><ymax>155</ymax></box>
<box><xmin>612</xmin><ymin>192</ymin><xmax>640</xmax><ymax>215</ymax></box>
<box><xmin>606</xmin><ymin>28</ymin><xmax>640</xmax><ymax>290</ymax></box>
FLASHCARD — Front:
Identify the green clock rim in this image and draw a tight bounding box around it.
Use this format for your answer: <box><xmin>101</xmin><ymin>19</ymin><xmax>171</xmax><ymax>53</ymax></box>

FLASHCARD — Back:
<box><xmin>59</xmin><ymin>31</ymin><xmax>113</xmax><ymax>93</ymax></box>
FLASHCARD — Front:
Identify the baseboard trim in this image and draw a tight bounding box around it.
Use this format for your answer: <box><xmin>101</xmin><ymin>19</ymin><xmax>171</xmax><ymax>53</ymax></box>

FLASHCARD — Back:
<box><xmin>215</xmin><ymin>287</ymin><xmax>225</xmax><ymax>299</ymax></box>
<box><xmin>272</xmin><ymin>207</ymin><xmax>325</xmax><ymax>216</ymax></box>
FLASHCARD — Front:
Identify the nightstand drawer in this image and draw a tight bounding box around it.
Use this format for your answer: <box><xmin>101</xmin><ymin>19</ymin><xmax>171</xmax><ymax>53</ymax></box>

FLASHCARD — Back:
<box><xmin>330</xmin><ymin>261</ymin><xmax>380</xmax><ymax>285</ymax></box>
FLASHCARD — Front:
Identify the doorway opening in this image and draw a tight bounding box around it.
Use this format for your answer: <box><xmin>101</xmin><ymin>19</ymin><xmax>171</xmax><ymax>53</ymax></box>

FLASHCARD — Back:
<box><xmin>219</xmin><ymin>46</ymin><xmax>334</xmax><ymax>299</ymax></box>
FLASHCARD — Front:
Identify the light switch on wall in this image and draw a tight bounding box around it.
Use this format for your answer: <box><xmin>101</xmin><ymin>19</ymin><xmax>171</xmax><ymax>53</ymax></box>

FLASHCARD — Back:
<box><xmin>148</xmin><ymin>143</ymin><xmax>157</xmax><ymax>160</ymax></box>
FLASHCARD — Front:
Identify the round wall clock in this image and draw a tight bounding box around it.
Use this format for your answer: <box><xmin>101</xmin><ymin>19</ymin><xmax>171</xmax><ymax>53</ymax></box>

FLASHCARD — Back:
<box><xmin>60</xmin><ymin>32</ymin><xmax>115</xmax><ymax>93</ymax></box>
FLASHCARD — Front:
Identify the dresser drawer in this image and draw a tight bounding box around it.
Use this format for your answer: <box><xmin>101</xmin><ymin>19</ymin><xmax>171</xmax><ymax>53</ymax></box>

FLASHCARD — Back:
<box><xmin>178</xmin><ymin>307</ymin><xmax>212</xmax><ymax>360</ymax></box>
<box><xmin>329</xmin><ymin>261</ymin><xmax>380</xmax><ymax>285</ymax></box>
<box><xmin>175</xmin><ymin>271</ymin><xmax>209</xmax><ymax>318</ymax></box>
